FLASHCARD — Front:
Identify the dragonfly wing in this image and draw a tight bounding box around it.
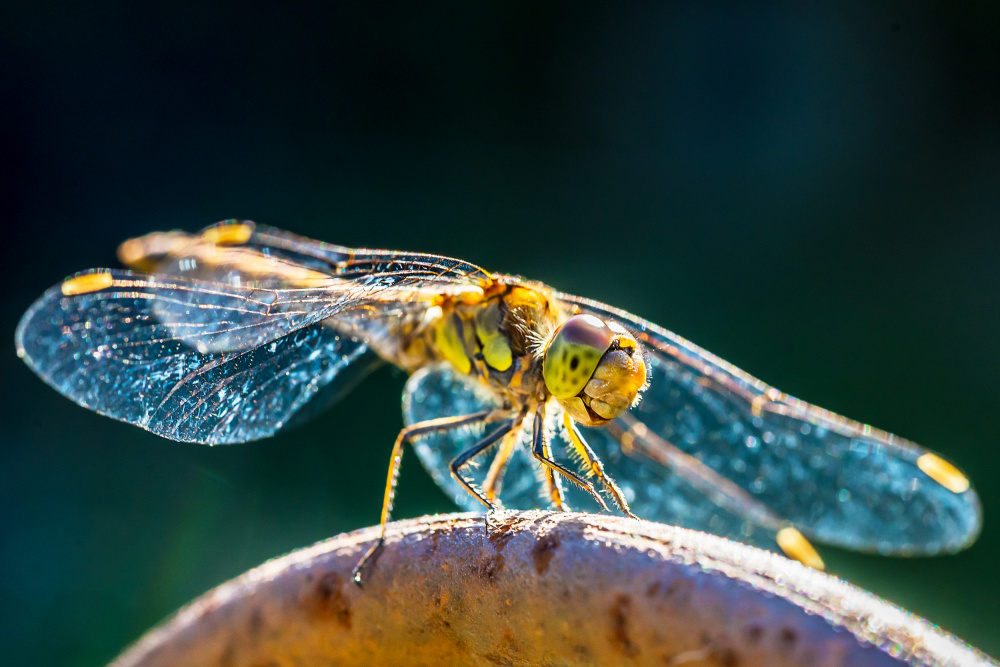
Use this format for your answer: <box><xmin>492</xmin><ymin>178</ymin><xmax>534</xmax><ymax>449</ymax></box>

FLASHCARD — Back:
<box><xmin>16</xmin><ymin>269</ymin><xmax>378</xmax><ymax>444</ymax></box>
<box><xmin>404</xmin><ymin>364</ymin><xmax>786</xmax><ymax>551</ymax></box>
<box><xmin>117</xmin><ymin>221</ymin><xmax>497</xmax><ymax>362</ymax></box>
<box><xmin>246</xmin><ymin>221</ymin><xmax>495</xmax><ymax>285</ymax></box>
<box><xmin>556</xmin><ymin>293</ymin><xmax>982</xmax><ymax>555</ymax></box>
<box><xmin>119</xmin><ymin>220</ymin><xmax>494</xmax><ymax>289</ymax></box>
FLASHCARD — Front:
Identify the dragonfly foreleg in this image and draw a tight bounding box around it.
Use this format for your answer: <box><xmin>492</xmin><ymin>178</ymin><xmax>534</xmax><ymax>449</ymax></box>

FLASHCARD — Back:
<box><xmin>353</xmin><ymin>409</ymin><xmax>500</xmax><ymax>586</ymax></box>
<box><xmin>531</xmin><ymin>402</ymin><xmax>610</xmax><ymax>513</ymax></box>
<box><xmin>563</xmin><ymin>412</ymin><xmax>637</xmax><ymax>519</ymax></box>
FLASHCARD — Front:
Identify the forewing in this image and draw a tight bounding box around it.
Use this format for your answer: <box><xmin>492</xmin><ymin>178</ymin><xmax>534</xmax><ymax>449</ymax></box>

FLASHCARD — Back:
<box><xmin>246</xmin><ymin>222</ymin><xmax>495</xmax><ymax>286</ymax></box>
<box><xmin>122</xmin><ymin>220</ymin><xmax>494</xmax><ymax>290</ymax></box>
<box><xmin>117</xmin><ymin>221</ymin><xmax>497</xmax><ymax>359</ymax></box>
<box><xmin>558</xmin><ymin>293</ymin><xmax>982</xmax><ymax>555</ymax></box>
<box><xmin>16</xmin><ymin>270</ymin><xmax>378</xmax><ymax>443</ymax></box>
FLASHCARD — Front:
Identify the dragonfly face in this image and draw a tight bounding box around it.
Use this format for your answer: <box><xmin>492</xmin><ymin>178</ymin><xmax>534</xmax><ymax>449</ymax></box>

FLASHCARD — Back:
<box><xmin>542</xmin><ymin>314</ymin><xmax>647</xmax><ymax>426</ymax></box>
<box><xmin>14</xmin><ymin>220</ymin><xmax>982</xmax><ymax>580</ymax></box>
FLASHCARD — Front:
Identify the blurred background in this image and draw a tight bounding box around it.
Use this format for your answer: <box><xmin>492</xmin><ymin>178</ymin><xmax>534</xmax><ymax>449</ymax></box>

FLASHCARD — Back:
<box><xmin>2</xmin><ymin>1</ymin><xmax>999</xmax><ymax>664</ymax></box>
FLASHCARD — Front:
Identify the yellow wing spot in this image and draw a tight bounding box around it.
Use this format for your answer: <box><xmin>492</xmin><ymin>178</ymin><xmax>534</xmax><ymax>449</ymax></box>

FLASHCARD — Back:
<box><xmin>61</xmin><ymin>271</ymin><xmax>114</xmax><ymax>296</ymax></box>
<box><xmin>750</xmin><ymin>395</ymin><xmax>768</xmax><ymax>418</ymax></box>
<box><xmin>116</xmin><ymin>237</ymin><xmax>150</xmax><ymax>268</ymax></box>
<box><xmin>917</xmin><ymin>453</ymin><xmax>970</xmax><ymax>494</ymax></box>
<box><xmin>776</xmin><ymin>526</ymin><xmax>825</xmax><ymax>571</ymax></box>
<box><xmin>201</xmin><ymin>222</ymin><xmax>253</xmax><ymax>246</ymax></box>
<box><xmin>117</xmin><ymin>230</ymin><xmax>191</xmax><ymax>269</ymax></box>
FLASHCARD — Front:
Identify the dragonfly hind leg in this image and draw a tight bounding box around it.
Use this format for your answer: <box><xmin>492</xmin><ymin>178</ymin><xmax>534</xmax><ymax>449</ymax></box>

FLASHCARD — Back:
<box><xmin>353</xmin><ymin>409</ymin><xmax>500</xmax><ymax>587</ymax></box>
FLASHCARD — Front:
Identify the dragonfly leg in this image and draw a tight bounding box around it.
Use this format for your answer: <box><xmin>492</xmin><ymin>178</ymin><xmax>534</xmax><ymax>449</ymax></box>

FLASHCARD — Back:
<box><xmin>563</xmin><ymin>412</ymin><xmax>637</xmax><ymax>519</ymax></box>
<box><xmin>531</xmin><ymin>402</ymin><xmax>610</xmax><ymax>513</ymax></box>
<box><xmin>542</xmin><ymin>459</ymin><xmax>569</xmax><ymax>511</ymax></box>
<box><xmin>482</xmin><ymin>430</ymin><xmax>519</xmax><ymax>503</ymax></box>
<box><xmin>353</xmin><ymin>409</ymin><xmax>498</xmax><ymax>587</ymax></box>
<box><xmin>449</xmin><ymin>417</ymin><xmax>521</xmax><ymax>508</ymax></box>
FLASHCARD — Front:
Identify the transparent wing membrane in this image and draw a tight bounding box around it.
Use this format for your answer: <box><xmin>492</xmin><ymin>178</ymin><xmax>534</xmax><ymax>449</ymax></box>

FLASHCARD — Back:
<box><xmin>559</xmin><ymin>294</ymin><xmax>982</xmax><ymax>555</ymax></box>
<box><xmin>18</xmin><ymin>222</ymin><xmax>497</xmax><ymax>445</ymax></box>
<box><xmin>16</xmin><ymin>270</ymin><xmax>376</xmax><ymax>443</ymax></box>
<box><xmin>131</xmin><ymin>220</ymin><xmax>493</xmax><ymax>289</ymax></box>
<box><xmin>246</xmin><ymin>222</ymin><xmax>494</xmax><ymax>285</ymax></box>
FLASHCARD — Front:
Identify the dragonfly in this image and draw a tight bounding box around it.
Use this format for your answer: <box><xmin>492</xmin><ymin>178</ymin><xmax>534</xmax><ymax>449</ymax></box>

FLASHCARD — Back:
<box><xmin>16</xmin><ymin>220</ymin><xmax>981</xmax><ymax>583</ymax></box>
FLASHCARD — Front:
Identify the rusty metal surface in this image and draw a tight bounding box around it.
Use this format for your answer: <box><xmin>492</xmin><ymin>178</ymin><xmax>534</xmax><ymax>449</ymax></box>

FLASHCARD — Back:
<box><xmin>111</xmin><ymin>512</ymin><xmax>996</xmax><ymax>667</ymax></box>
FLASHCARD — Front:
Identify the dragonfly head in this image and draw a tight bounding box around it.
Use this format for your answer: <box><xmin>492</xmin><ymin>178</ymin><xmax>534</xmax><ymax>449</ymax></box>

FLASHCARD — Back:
<box><xmin>542</xmin><ymin>314</ymin><xmax>647</xmax><ymax>426</ymax></box>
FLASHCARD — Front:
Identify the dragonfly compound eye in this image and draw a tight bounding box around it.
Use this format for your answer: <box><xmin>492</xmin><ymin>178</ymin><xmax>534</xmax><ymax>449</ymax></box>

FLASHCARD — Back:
<box><xmin>543</xmin><ymin>314</ymin><xmax>646</xmax><ymax>425</ymax></box>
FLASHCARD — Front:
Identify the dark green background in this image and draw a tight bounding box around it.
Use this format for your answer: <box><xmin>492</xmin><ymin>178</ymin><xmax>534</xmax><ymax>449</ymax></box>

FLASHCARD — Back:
<box><xmin>2</xmin><ymin>2</ymin><xmax>999</xmax><ymax>664</ymax></box>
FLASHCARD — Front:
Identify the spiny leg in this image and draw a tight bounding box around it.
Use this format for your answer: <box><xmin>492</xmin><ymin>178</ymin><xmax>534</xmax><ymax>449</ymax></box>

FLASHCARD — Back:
<box><xmin>483</xmin><ymin>429</ymin><xmax>519</xmax><ymax>504</ymax></box>
<box><xmin>563</xmin><ymin>412</ymin><xmax>637</xmax><ymax>519</ymax></box>
<box><xmin>541</xmin><ymin>449</ymin><xmax>568</xmax><ymax>511</ymax></box>
<box><xmin>353</xmin><ymin>409</ymin><xmax>498</xmax><ymax>586</ymax></box>
<box><xmin>449</xmin><ymin>417</ymin><xmax>521</xmax><ymax>508</ymax></box>
<box><xmin>537</xmin><ymin>409</ymin><xmax>569</xmax><ymax>511</ymax></box>
<box><xmin>531</xmin><ymin>402</ymin><xmax>610</xmax><ymax>512</ymax></box>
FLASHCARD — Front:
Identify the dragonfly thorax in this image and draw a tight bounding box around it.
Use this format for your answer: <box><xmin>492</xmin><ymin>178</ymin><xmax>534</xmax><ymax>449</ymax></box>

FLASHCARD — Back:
<box><xmin>417</xmin><ymin>286</ymin><xmax>647</xmax><ymax>426</ymax></box>
<box><xmin>416</xmin><ymin>284</ymin><xmax>554</xmax><ymax>407</ymax></box>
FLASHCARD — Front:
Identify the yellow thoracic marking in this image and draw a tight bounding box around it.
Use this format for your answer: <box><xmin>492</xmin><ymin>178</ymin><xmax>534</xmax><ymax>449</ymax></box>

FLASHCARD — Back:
<box><xmin>475</xmin><ymin>302</ymin><xmax>512</xmax><ymax>372</ymax></box>
<box><xmin>483</xmin><ymin>337</ymin><xmax>513</xmax><ymax>371</ymax></box>
<box><xmin>506</xmin><ymin>286</ymin><xmax>547</xmax><ymax>311</ymax></box>
<box><xmin>61</xmin><ymin>272</ymin><xmax>114</xmax><ymax>296</ymax></box>
<box><xmin>776</xmin><ymin>526</ymin><xmax>825</xmax><ymax>571</ymax></box>
<box><xmin>201</xmin><ymin>222</ymin><xmax>253</xmax><ymax>245</ymax></box>
<box><xmin>434</xmin><ymin>316</ymin><xmax>472</xmax><ymax>375</ymax></box>
<box><xmin>917</xmin><ymin>453</ymin><xmax>970</xmax><ymax>494</ymax></box>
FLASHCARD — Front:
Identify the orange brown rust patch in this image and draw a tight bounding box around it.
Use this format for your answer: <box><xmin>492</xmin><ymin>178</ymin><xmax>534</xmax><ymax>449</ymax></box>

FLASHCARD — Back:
<box><xmin>301</xmin><ymin>571</ymin><xmax>352</xmax><ymax>630</ymax></box>
<box><xmin>609</xmin><ymin>594</ymin><xmax>638</xmax><ymax>657</ymax></box>
<box><xmin>777</xmin><ymin>626</ymin><xmax>799</xmax><ymax>653</ymax></box>
<box><xmin>247</xmin><ymin>608</ymin><xmax>265</xmax><ymax>639</ymax></box>
<box><xmin>531</xmin><ymin>533</ymin><xmax>560</xmax><ymax>575</ymax></box>
<box><xmin>477</xmin><ymin>551</ymin><xmax>505</xmax><ymax>582</ymax></box>
<box><xmin>714</xmin><ymin>646</ymin><xmax>739</xmax><ymax>667</ymax></box>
